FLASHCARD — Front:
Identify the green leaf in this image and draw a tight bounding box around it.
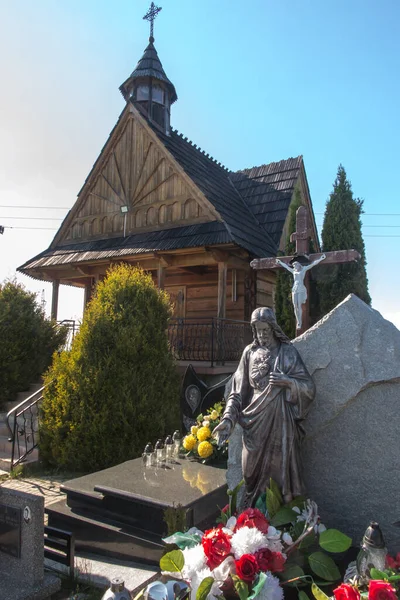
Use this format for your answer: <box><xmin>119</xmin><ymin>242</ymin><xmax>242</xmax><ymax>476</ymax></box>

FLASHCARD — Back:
<box><xmin>287</xmin><ymin>496</ymin><xmax>306</xmax><ymax>510</ymax></box>
<box><xmin>229</xmin><ymin>479</ymin><xmax>244</xmax><ymax>516</ymax></box>
<box><xmin>370</xmin><ymin>568</ymin><xmax>389</xmax><ymax>581</ymax></box>
<box><xmin>162</xmin><ymin>531</ymin><xmax>202</xmax><ymax>550</ymax></box>
<box><xmin>196</xmin><ymin>577</ymin><xmax>214</xmax><ymax>600</ymax></box>
<box><xmin>159</xmin><ymin>549</ymin><xmax>184</xmax><ymax>573</ymax></box>
<box><xmin>319</xmin><ymin>529</ymin><xmax>352</xmax><ymax>553</ymax></box>
<box><xmin>292</xmin><ymin>521</ymin><xmax>306</xmax><ymax>541</ymax></box>
<box><xmin>270</xmin><ymin>478</ymin><xmax>283</xmax><ymax>505</ymax></box>
<box><xmin>308</xmin><ymin>552</ymin><xmax>341</xmax><ymax>581</ymax></box>
<box><xmin>249</xmin><ymin>573</ymin><xmax>267</xmax><ymax>600</ymax></box>
<box><xmin>255</xmin><ymin>492</ymin><xmax>267</xmax><ymax>513</ymax></box>
<box><xmin>299</xmin><ymin>531</ymin><xmax>316</xmax><ymax>550</ymax></box>
<box><xmin>388</xmin><ymin>575</ymin><xmax>400</xmax><ymax>582</ymax></box>
<box><xmin>266</xmin><ymin>488</ymin><xmax>281</xmax><ymax>518</ymax></box>
<box><xmin>232</xmin><ymin>575</ymin><xmax>249</xmax><ymax>600</ymax></box>
<box><xmin>280</xmin><ymin>565</ymin><xmax>305</xmax><ymax>586</ymax></box>
<box><xmin>311</xmin><ymin>583</ymin><xmax>330</xmax><ymax>600</ymax></box>
<box><xmin>271</xmin><ymin>506</ymin><xmax>297</xmax><ymax>527</ymax></box>
<box><xmin>298</xmin><ymin>591</ymin><xmax>311</xmax><ymax>600</ymax></box>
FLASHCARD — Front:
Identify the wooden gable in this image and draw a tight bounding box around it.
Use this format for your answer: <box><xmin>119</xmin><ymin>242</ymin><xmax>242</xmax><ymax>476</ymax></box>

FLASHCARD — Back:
<box><xmin>55</xmin><ymin>106</ymin><xmax>219</xmax><ymax>247</ymax></box>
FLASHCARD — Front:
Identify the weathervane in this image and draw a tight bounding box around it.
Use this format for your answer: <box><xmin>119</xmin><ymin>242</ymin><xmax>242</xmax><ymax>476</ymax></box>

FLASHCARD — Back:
<box><xmin>143</xmin><ymin>2</ymin><xmax>162</xmax><ymax>42</ymax></box>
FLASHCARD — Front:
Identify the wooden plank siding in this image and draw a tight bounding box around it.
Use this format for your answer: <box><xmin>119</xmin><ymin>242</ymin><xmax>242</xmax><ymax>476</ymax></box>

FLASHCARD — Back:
<box><xmin>153</xmin><ymin>267</ymin><xmax>246</xmax><ymax>321</ymax></box>
<box><xmin>256</xmin><ymin>271</ymin><xmax>275</xmax><ymax>310</ymax></box>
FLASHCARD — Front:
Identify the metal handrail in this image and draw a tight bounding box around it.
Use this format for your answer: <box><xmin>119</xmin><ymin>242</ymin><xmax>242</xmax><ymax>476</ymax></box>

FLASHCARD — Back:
<box><xmin>6</xmin><ymin>385</ymin><xmax>46</xmax><ymax>470</ymax></box>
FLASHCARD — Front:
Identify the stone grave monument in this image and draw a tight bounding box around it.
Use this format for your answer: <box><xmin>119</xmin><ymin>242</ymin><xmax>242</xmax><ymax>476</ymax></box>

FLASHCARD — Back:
<box><xmin>0</xmin><ymin>487</ymin><xmax>60</xmax><ymax>600</ymax></box>
<box><xmin>225</xmin><ymin>295</ymin><xmax>400</xmax><ymax>551</ymax></box>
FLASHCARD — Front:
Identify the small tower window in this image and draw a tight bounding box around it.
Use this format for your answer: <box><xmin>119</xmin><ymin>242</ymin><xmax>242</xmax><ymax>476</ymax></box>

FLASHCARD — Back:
<box><xmin>152</xmin><ymin>86</ymin><xmax>164</xmax><ymax>105</ymax></box>
<box><xmin>136</xmin><ymin>85</ymin><xmax>149</xmax><ymax>101</ymax></box>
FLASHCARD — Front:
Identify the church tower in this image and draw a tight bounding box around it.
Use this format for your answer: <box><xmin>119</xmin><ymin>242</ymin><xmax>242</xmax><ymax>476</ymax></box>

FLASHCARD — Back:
<box><xmin>119</xmin><ymin>3</ymin><xmax>177</xmax><ymax>135</ymax></box>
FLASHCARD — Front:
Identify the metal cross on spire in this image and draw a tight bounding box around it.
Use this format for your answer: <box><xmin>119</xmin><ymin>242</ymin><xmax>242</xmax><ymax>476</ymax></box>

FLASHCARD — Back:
<box><xmin>143</xmin><ymin>2</ymin><xmax>162</xmax><ymax>42</ymax></box>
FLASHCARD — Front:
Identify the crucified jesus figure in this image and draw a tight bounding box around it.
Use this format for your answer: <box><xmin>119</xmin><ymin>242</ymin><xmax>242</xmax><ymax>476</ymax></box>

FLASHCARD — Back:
<box><xmin>276</xmin><ymin>254</ymin><xmax>326</xmax><ymax>330</ymax></box>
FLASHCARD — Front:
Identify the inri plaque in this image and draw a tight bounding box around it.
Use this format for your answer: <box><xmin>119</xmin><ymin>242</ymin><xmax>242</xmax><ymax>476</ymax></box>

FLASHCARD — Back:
<box><xmin>0</xmin><ymin>503</ymin><xmax>22</xmax><ymax>558</ymax></box>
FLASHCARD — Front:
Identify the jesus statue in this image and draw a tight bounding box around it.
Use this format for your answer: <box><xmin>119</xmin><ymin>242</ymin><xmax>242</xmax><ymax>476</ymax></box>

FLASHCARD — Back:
<box><xmin>276</xmin><ymin>254</ymin><xmax>326</xmax><ymax>329</ymax></box>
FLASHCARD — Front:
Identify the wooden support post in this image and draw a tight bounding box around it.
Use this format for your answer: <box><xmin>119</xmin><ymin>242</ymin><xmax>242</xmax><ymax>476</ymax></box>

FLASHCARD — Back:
<box><xmin>157</xmin><ymin>263</ymin><xmax>166</xmax><ymax>290</ymax></box>
<box><xmin>51</xmin><ymin>280</ymin><xmax>59</xmax><ymax>321</ymax></box>
<box><xmin>217</xmin><ymin>262</ymin><xmax>227</xmax><ymax>319</ymax></box>
<box><xmin>84</xmin><ymin>279</ymin><xmax>93</xmax><ymax>310</ymax></box>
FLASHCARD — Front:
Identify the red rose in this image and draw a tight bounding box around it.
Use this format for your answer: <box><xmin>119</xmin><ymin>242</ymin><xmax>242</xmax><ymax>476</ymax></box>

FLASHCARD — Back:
<box><xmin>235</xmin><ymin>508</ymin><xmax>270</xmax><ymax>533</ymax></box>
<box><xmin>333</xmin><ymin>584</ymin><xmax>361</xmax><ymax>600</ymax></box>
<box><xmin>270</xmin><ymin>551</ymin><xmax>286</xmax><ymax>573</ymax></box>
<box><xmin>255</xmin><ymin>548</ymin><xmax>273</xmax><ymax>571</ymax></box>
<box><xmin>202</xmin><ymin>527</ymin><xmax>232</xmax><ymax>570</ymax></box>
<box><xmin>235</xmin><ymin>554</ymin><xmax>259</xmax><ymax>583</ymax></box>
<box><xmin>386</xmin><ymin>553</ymin><xmax>400</xmax><ymax>570</ymax></box>
<box><xmin>369</xmin><ymin>580</ymin><xmax>398</xmax><ymax>600</ymax></box>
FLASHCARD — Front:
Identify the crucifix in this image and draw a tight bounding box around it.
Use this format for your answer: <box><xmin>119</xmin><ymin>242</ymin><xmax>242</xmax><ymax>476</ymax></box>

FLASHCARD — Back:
<box><xmin>250</xmin><ymin>205</ymin><xmax>361</xmax><ymax>335</ymax></box>
<box><xmin>143</xmin><ymin>2</ymin><xmax>162</xmax><ymax>42</ymax></box>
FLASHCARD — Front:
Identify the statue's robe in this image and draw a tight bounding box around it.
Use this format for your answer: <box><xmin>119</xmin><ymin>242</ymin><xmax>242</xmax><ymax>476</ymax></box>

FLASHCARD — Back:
<box><xmin>224</xmin><ymin>342</ymin><xmax>315</xmax><ymax>506</ymax></box>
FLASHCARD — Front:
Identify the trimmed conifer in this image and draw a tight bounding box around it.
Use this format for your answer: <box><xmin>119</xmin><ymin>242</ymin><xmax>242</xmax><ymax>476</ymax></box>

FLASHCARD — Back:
<box><xmin>40</xmin><ymin>264</ymin><xmax>180</xmax><ymax>472</ymax></box>
<box><xmin>318</xmin><ymin>165</ymin><xmax>370</xmax><ymax>314</ymax></box>
<box><xmin>0</xmin><ymin>279</ymin><xmax>66</xmax><ymax>407</ymax></box>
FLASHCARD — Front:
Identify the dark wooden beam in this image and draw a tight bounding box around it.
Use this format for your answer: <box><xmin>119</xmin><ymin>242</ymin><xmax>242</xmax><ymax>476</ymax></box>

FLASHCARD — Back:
<box><xmin>250</xmin><ymin>250</ymin><xmax>361</xmax><ymax>271</ymax></box>
<box><xmin>51</xmin><ymin>280</ymin><xmax>59</xmax><ymax>320</ymax></box>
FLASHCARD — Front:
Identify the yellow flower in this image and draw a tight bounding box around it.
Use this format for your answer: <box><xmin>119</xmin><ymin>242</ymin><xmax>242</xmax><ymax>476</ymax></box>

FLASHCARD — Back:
<box><xmin>198</xmin><ymin>441</ymin><xmax>213</xmax><ymax>459</ymax></box>
<box><xmin>210</xmin><ymin>410</ymin><xmax>219</xmax><ymax>421</ymax></box>
<box><xmin>191</xmin><ymin>425</ymin><xmax>199</xmax><ymax>436</ymax></box>
<box><xmin>182</xmin><ymin>434</ymin><xmax>197</xmax><ymax>451</ymax></box>
<box><xmin>197</xmin><ymin>426</ymin><xmax>211</xmax><ymax>442</ymax></box>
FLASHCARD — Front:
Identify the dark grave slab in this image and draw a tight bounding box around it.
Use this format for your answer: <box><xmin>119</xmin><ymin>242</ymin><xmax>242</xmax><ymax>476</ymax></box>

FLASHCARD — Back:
<box><xmin>0</xmin><ymin>503</ymin><xmax>21</xmax><ymax>558</ymax></box>
<box><xmin>47</xmin><ymin>457</ymin><xmax>227</xmax><ymax>565</ymax></box>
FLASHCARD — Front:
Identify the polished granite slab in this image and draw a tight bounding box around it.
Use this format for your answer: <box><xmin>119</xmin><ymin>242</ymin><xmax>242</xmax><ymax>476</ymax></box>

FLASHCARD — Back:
<box><xmin>47</xmin><ymin>457</ymin><xmax>227</xmax><ymax>564</ymax></box>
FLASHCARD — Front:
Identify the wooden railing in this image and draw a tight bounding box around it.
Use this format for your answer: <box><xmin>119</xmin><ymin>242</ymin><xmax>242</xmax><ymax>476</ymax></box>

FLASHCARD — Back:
<box><xmin>168</xmin><ymin>317</ymin><xmax>251</xmax><ymax>366</ymax></box>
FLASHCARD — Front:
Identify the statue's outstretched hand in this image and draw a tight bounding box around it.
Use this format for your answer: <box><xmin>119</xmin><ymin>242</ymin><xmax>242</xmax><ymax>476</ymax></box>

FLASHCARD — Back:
<box><xmin>212</xmin><ymin>418</ymin><xmax>233</xmax><ymax>447</ymax></box>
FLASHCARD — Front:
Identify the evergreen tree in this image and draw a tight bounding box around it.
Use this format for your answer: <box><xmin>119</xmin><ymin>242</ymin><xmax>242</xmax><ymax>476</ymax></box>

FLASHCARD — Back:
<box><xmin>0</xmin><ymin>280</ymin><xmax>66</xmax><ymax>407</ymax></box>
<box><xmin>318</xmin><ymin>165</ymin><xmax>371</xmax><ymax>314</ymax></box>
<box><xmin>40</xmin><ymin>264</ymin><xmax>180</xmax><ymax>472</ymax></box>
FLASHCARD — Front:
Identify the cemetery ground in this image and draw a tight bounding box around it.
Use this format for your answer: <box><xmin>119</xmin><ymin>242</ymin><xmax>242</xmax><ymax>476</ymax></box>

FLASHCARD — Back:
<box><xmin>0</xmin><ymin>464</ymin><xmax>158</xmax><ymax>599</ymax></box>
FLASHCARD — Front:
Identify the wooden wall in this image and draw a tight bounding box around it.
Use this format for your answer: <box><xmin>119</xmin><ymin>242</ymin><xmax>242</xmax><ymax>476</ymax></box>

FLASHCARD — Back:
<box><xmin>156</xmin><ymin>267</ymin><xmax>246</xmax><ymax>321</ymax></box>
<box><xmin>256</xmin><ymin>270</ymin><xmax>275</xmax><ymax>309</ymax></box>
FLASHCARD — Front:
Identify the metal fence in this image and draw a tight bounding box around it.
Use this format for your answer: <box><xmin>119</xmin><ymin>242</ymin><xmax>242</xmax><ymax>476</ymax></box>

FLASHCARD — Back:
<box><xmin>168</xmin><ymin>317</ymin><xmax>251</xmax><ymax>366</ymax></box>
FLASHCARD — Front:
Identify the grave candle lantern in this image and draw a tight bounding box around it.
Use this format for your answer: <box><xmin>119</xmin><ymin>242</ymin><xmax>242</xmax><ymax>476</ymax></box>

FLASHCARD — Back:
<box><xmin>172</xmin><ymin>430</ymin><xmax>181</xmax><ymax>457</ymax></box>
<box><xmin>155</xmin><ymin>439</ymin><xmax>164</xmax><ymax>463</ymax></box>
<box><xmin>165</xmin><ymin>435</ymin><xmax>173</xmax><ymax>461</ymax></box>
<box><xmin>356</xmin><ymin>521</ymin><xmax>387</xmax><ymax>579</ymax></box>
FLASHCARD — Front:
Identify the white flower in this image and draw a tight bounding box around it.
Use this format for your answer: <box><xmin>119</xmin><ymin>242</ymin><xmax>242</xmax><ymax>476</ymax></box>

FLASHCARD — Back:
<box><xmin>315</xmin><ymin>522</ymin><xmax>327</xmax><ymax>534</ymax></box>
<box><xmin>295</xmin><ymin>500</ymin><xmax>319</xmax><ymax>527</ymax></box>
<box><xmin>190</xmin><ymin>567</ymin><xmax>213</xmax><ymax>600</ymax></box>
<box><xmin>257</xmin><ymin>572</ymin><xmax>284</xmax><ymax>600</ymax></box>
<box><xmin>225</xmin><ymin>516</ymin><xmax>237</xmax><ymax>531</ymax></box>
<box><xmin>203</xmin><ymin>420</ymin><xmax>210</xmax><ymax>427</ymax></box>
<box><xmin>266</xmin><ymin>525</ymin><xmax>283</xmax><ymax>553</ymax></box>
<box><xmin>231</xmin><ymin>526</ymin><xmax>269</xmax><ymax>558</ymax></box>
<box><xmin>282</xmin><ymin>532</ymin><xmax>293</xmax><ymax>545</ymax></box>
<box><xmin>182</xmin><ymin>544</ymin><xmax>206</xmax><ymax>580</ymax></box>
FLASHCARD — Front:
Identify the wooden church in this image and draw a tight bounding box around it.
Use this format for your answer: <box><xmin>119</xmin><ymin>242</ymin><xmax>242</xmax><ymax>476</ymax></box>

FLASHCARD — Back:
<box><xmin>19</xmin><ymin>7</ymin><xmax>319</xmax><ymax>370</ymax></box>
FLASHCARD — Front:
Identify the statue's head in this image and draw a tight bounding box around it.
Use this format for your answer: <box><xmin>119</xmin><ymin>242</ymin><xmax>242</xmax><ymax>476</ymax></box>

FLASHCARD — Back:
<box><xmin>292</xmin><ymin>261</ymin><xmax>302</xmax><ymax>272</ymax></box>
<box><xmin>250</xmin><ymin>307</ymin><xmax>290</xmax><ymax>347</ymax></box>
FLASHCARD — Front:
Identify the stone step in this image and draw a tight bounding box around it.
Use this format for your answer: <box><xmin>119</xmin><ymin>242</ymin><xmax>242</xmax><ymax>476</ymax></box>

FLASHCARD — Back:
<box><xmin>0</xmin><ymin>450</ymin><xmax>40</xmax><ymax>472</ymax></box>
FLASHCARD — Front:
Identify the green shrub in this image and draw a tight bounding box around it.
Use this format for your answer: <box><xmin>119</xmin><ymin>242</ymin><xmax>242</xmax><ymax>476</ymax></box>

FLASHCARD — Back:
<box><xmin>0</xmin><ymin>279</ymin><xmax>67</xmax><ymax>407</ymax></box>
<box><xmin>40</xmin><ymin>264</ymin><xmax>180</xmax><ymax>472</ymax></box>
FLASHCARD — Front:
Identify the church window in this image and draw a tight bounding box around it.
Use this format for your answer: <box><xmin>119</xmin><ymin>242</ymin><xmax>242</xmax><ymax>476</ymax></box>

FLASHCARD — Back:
<box><xmin>136</xmin><ymin>85</ymin><xmax>149</xmax><ymax>101</ymax></box>
<box><xmin>152</xmin><ymin>86</ymin><xmax>164</xmax><ymax>105</ymax></box>
<box><xmin>159</xmin><ymin>204</ymin><xmax>167</xmax><ymax>224</ymax></box>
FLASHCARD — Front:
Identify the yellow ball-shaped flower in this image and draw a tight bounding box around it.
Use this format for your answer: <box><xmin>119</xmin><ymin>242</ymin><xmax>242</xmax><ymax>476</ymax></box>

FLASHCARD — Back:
<box><xmin>191</xmin><ymin>425</ymin><xmax>199</xmax><ymax>436</ymax></box>
<box><xmin>198</xmin><ymin>441</ymin><xmax>213</xmax><ymax>459</ymax></box>
<box><xmin>197</xmin><ymin>426</ymin><xmax>211</xmax><ymax>442</ymax></box>
<box><xmin>210</xmin><ymin>410</ymin><xmax>219</xmax><ymax>421</ymax></box>
<box><xmin>182</xmin><ymin>434</ymin><xmax>197</xmax><ymax>451</ymax></box>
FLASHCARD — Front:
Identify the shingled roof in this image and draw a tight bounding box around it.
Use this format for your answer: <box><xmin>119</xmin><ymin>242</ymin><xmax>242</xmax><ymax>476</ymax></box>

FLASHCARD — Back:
<box><xmin>230</xmin><ymin>157</ymin><xmax>303</xmax><ymax>246</ymax></box>
<box><xmin>147</xmin><ymin>118</ymin><xmax>278</xmax><ymax>258</ymax></box>
<box><xmin>18</xmin><ymin>222</ymin><xmax>230</xmax><ymax>277</ymax></box>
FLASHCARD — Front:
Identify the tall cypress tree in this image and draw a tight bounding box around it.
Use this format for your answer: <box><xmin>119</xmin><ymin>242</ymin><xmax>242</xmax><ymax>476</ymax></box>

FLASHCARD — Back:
<box><xmin>318</xmin><ymin>165</ymin><xmax>370</xmax><ymax>314</ymax></box>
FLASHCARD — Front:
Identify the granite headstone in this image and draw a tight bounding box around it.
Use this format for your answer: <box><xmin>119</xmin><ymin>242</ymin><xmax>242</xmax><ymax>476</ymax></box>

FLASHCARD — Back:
<box><xmin>226</xmin><ymin>295</ymin><xmax>400</xmax><ymax>552</ymax></box>
<box><xmin>0</xmin><ymin>487</ymin><xmax>60</xmax><ymax>600</ymax></box>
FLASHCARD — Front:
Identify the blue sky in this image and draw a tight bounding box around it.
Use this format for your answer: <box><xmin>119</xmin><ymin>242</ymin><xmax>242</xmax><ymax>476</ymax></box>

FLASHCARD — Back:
<box><xmin>1</xmin><ymin>1</ymin><xmax>399</xmax><ymax>326</ymax></box>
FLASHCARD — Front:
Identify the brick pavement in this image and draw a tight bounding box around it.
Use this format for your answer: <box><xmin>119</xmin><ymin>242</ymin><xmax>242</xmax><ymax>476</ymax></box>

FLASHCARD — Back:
<box><xmin>0</xmin><ymin>475</ymin><xmax>67</xmax><ymax>508</ymax></box>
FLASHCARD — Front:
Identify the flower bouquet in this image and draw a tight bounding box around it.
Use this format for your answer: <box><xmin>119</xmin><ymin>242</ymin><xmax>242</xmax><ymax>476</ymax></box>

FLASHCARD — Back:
<box><xmin>182</xmin><ymin>403</ymin><xmax>227</xmax><ymax>463</ymax></box>
<box><xmin>160</xmin><ymin>480</ymin><xmax>353</xmax><ymax>600</ymax></box>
